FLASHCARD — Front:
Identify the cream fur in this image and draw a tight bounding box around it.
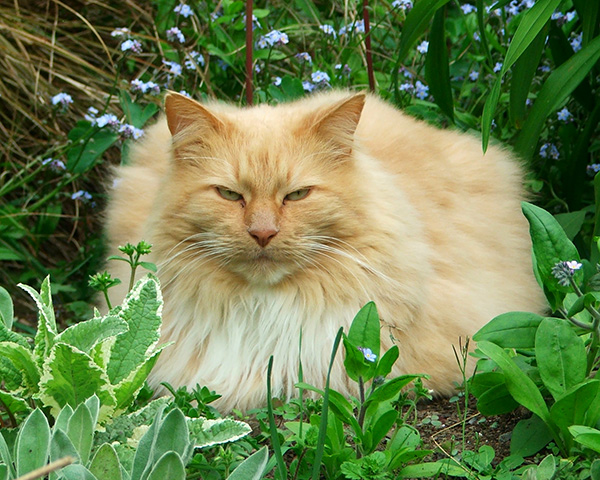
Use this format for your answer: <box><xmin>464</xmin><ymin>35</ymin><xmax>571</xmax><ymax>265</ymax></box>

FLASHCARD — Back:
<box><xmin>104</xmin><ymin>91</ymin><xmax>547</xmax><ymax>412</ymax></box>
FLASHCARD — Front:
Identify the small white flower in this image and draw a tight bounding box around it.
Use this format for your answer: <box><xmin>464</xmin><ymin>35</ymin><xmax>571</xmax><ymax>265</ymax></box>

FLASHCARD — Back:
<box><xmin>166</xmin><ymin>27</ymin><xmax>185</xmax><ymax>43</ymax></box>
<box><xmin>469</xmin><ymin>70</ymin><xmax>479</xmax><ymax>81</ymax></box>
<box><xmin>121</xmin><ymin>39</ymin><xmax>142</xmax><ymax>54</ymax></box>
<box><xmin>71</xmin><ymin>190</ymin><xmax>93</xmax><ymax>201</ymax></box>
<box><xmin>273</xmin><ymin>77</ymin><xmax>282</xmax><ymax>86</ymax></box>
<box><xmin>415</xmin><ymin>80</ymin><xmax>429</xmax><ymax>99</ymax></box>
<box><xmin>51</xmin><ymin>92</ymin><xmax>73</xmax><ymax>108</ymax></box>
<box><xmin>461</xmin><ymin>4</ymin><xmax>476</xmax><ymax>14</ymax></box>
<box><xmin>163</xmin><ymin>60</ymin><xmax>182</xmax><ymax>76</ymax></box>
<box><xmin>302</xmin><ymin>81</ymin><xmax>315</xmax><ymax>92</ymax></box>
<box><xmin>311</xmin><ymin>70</ymin><xmax>330</xmax><ymax>83</ymax></box>
<box><xmin>95</xmin><ymin>113</ymin><xmax>120</xmax><ymax>129</ymax></box>
<box><xmin>493</xmin><ymin>62</ymin><xmax>503</xmax><ymax>73</ymax></box>
<box><xmin>392</xmin><ymin>0</ymin><xmax>413</xmax><ymax>10</ymax></box>
<box><xmin>295</xmin><ymin>52</ymin><xmax>312</xmax><ymax>64</ymax></box>
<box><xmin>557</xmin><ymin>107</ymin><xmax>572</xmax><ymax>122</ymax></box>
<box><xmin>319</xmin><ymin>24</ymin><xmax>336</xmax><ymax>37</ymax></box>
<box><xmin>111</xmin><ymin>28</ymin><xmax>130</xmax><ymax>37</ymax></box>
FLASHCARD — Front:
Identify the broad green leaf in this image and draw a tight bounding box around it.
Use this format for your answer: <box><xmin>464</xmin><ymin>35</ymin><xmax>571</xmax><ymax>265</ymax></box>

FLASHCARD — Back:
<box><xmin>15</xmin><ymin>409</ymin><xmax>51</xmax><ymax>477</ymax></box>
<box><xmin>473</xmin><ymin>311</ymin><xmax>544</xmax><ymax>349</ymax></box>
<box><xmin>0</xmin><ymin>319</ymin><xmax>30</xmax><ymax>348</ymax></box>
<box><xmin>475</xmin><ymin>383</ymin><xmax>520</xmax><ymax>416</ymax></box>
<box><xmin>119</xmin><ymin>91</ymin><xmax>159</xmax><ymax>128</ymax></box>
<box><xmin>535</xmin><ymin>317</ymin><xmax>586</xmax><ymax>400</ymax></box>
<box><xmin>56</xmin><ymin>464</ymin><xmax>98</xmax><ymax>480</ymax></box>
<box><xmin>85</xmin><ymin>395</ymin><xmax>100</xmax><ymax>429</ymax></box>
<box><xmin>515</xmin><ymin>35</ymin><xmax>600</xmax><ymax>160</ymax></box>
<box><xmin>188</xmin><ymin>417</ymin><xmax>252</xmax><ymax>449</ymax></box>
<box><xmin>38</xmin><ymin>343</ymin><xmax>116</xmax><ymax>416</ymax></box>
<box><xmin>113</xmin><ymin>346</ymin><xmax>166</xmax><ymax>412</ymax></box>
<box><xmin>522</xmin><ymin>202</ymin><xmax>579</xmax><ymax>306</ymax></box>
<box><xmin>425</xmin><ymin>6</ymin><xmax>453</xmax><ymax>121</ymax></box>
<box><xmin>364</xmin><ymin>375</ymin><xmax>421</xmax><ymax>409</ymax></box>
<box><xmin>343</xmin><ymin>335</ymin><xmax>371</xmax><ymax>382</ymax></box>
<box><xmin>66</xmin><ymin>122</ymin><xmax>119</xmax><ymax>173</ymax></box>
<box><xmin>396</xmin><ymin>459</ymin><xmax>466</xmax><ymax>478</ymax></box>
<box><xmin>510</xmin><ymin>415</ymin><xmax>553</xmax><ymax>457</ymax></box>
<box><xmin>67</xmin><ymin>403</ymin><xmax>95</xmax><ymax>465</ymax></box>
<box><xmin>365</xmin><ymin>410</ymin><xmax>398</xmax><ymax>454</ymax></box>
<box><xmin>0</xmin><ymin>286</ymin><xmax>13</xmax><ymax>329</ymax></box>
<box><xmin>555</xmin><ymin>209</ymin><xmax>590</xmax><ymax>241</ymax></box>
<box><xmin>569</xmin><ymin>426</ymin><xmax>600</xmax><ymax>453</ymax></box>
<box><xmin>50</xmin><ymin>429</ymin><xmax>79</xmax><ymax>468</ymax></box>
<box><xmin>130</xmin><ymin>405</ymin><xmax>166</xmax><ymax>480</ymax></box>
<box><xmin>550</xmin><ymin>380</ymin><xmax>600</xmax><ymax>434</ymax></box>
<box><xmin>154</xmin><ymin>409</ymin><xmax>189</xmax><ymax>463</ymax></box>
<box><xmin>0</xmin><ymin>342</ymin><xmax>40</xmax><ymax>392</ymax></box>
<box><xmin>226</xmin><ymin>446</ymin><xmax>268</xmax><ymax>480</ymax></box>
<box><xmin>0</xmin><ymin>464</ymin><xmax>7</xmax><ymax>480</ymax></box>
<box><xmin>476</xmin><ymin>341</ymin><xmax>551</xmax><ymax>425</ymax></box>
<box><xmin>107</xmin><ymin>275</ymin><xmax>163</xmax><ymax>385</ymax></box>
<box><xmin>0</xmin><ymin>391</ymin><xmax>30</xmax><ymax>417</ymax></box>
<box><xmin>56</xmin><ymin>316</ymin><xmax>128</xmax><ymax>353</ymax></box>
<box><xmin>89</xmin><ymin>443</ymin><xmax>123</xmax><ymax>480</ymax></box>
<box><xmin>347</xmin><ymin>302</ymin><xmax>380</xmax><ymax>358</ymax></box>
<box><xmin>374</xmin><ymin>345</ymin><xmax>399</xmax><ymax>379</ymax></box>
<box><xmin>145</xmin><ymin>452</ymin><xmax>185</xmax><ymax>480</ymax></box>
<box><xmin>54</xmin><ymin>405</ymin><xmax>74</xmax><ymax>433</ymax></box>
<box><xmin>566</xmin><ymin>292</ymin><xmax>600</xmax><ymax>318</ymax></box>
<box><xmin>396</xmin><ymin>0</ymin><xmax>452</xmax><ymax>66</ymax></box>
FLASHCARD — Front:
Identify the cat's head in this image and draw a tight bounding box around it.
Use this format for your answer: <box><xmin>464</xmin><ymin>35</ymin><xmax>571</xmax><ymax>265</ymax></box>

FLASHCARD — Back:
<box><xmin>158</xmin><ymin>91</ymin><xmax>368</xmax><ymax>286</ymax></box>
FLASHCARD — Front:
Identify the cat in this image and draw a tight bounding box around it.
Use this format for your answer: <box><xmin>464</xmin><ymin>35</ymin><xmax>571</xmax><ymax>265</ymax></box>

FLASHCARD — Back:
<box><xmin>104</xmin><ymin>90</ymin><xmax>547</xmax><ymax>412</ymax></box>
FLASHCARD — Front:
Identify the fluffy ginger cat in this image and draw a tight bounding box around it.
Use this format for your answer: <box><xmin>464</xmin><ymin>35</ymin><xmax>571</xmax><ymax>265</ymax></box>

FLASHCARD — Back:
<box><xmin>104</xmin><ymin>90</ymin><xmax>546</xmax><ymax>412</ymax></box>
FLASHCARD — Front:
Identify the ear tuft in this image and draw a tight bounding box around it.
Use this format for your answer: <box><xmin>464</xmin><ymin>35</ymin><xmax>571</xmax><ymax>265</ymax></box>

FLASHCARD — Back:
<box><xmin>164</xmin><ymin>91</ymin><xmax>225</xmax><ymax>137</ymax></box>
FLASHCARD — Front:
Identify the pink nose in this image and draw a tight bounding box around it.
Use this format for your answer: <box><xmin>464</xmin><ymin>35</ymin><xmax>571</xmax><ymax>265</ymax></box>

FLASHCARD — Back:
<box><xmin>248</xmin><ymin>228</ymin><xmax>279</xmax><ymax>247</ymax></box>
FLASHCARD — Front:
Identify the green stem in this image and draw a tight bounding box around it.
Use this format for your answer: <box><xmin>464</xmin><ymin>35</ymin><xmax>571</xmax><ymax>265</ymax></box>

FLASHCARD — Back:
<box><xmin>103</xmin><ymin>289</ymin><xmax>113</xmax><ymax>311</ymax></box>
<box><xmin>357</xmin><ymin>376</ymin><xmax>366</xmax><ymax>459</ymax></box>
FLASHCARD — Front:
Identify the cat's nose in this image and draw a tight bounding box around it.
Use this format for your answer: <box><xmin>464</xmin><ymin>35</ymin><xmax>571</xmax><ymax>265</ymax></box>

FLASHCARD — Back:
<box><xmin>248</xmin><ymin>228</ymin><xmax>279</xmax><ymax>248</ymax></box>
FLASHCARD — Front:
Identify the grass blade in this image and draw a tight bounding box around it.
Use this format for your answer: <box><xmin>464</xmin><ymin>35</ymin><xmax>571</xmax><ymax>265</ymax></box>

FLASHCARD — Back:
<box><xmin>266</xmin><ymin>356</ymin><xmax>287</xmax><ymax>480</ymax></box>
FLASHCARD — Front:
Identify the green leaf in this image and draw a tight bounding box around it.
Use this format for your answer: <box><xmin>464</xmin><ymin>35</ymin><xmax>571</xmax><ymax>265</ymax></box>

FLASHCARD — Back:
<box><xmin>67</xmin><ymin>403</ymin><xmax>94</xmax><ymax>465</ymax></box>
<box><xmin>569</xmin><ymin>426</ymin><xmax>600</xmax><ymax>453</ymax></box>
<box><xmin>555</xmin><ymin>209</ymin><xmax>590</xmax><ymax>241</ymax></box>
<box><xmin>38</xmin><ymin>343</ymin><xmax>116</xmax><ymax>417</ymax></box>
<box><xmin>113</xmin><ymin>347</ymin><xmax>166</xmax><ymax>412</ymax></box>
<box><xmin>0</xmin><ymin>342</ymin><xmax>40</xmax><ymax>392</ymax></box>
<box><xmin>515</xmin><ymin>34</ymin><xmax>600</xmax><ymax>160</ymax></box>
<box><xmin>107</xmin><ymin>275</ymin><xmax>163</xmax><ymax>385</ymax></box>
<box><xmin>425</xmin><ymin>6</ymin><xmax>453</xmax><ymax>121</ymax></box>
<box><xmin>54</xmin><ymin>405</ymin><xmax>74</xmax><ymax>433</ymax></box>
<box><xmin>188</xmin><ymin>417</ymin><xmax>252</xmax><ymax>449</ymax></box>
<box><xmin>15</xmin><ymin>409</ymin><xmax>51</xmax><ymax>477</ymax></box>
<box><xmin>0</xmin><ymin>425</ymin><xmax>15</xmax><ymax>478</ymax></box>
<box><xmin>473</xmin><ymin>311</ymin><xmax>544</xmax><ymax>349</ymax></box>
<box><xmin>476</xmin><ymin>341</ymin><xmax>551</xmax><ymax>425</ymax></box>
<box><xmin>66</xmin><ymin>122</ymin><xmax>119</xmax><ymax>173</ymax></box>
<box><xmin>396</xmin><ymin>460</ymin><xmax>466</xmax><ymax>478</ymax></box>
<box><xmin>50</xmin><ymin>429</ymin><xmax>79</xmax><ymax>467</ymax></box>
<box><xmin>521</xmin><ymin>202</ymin><xmax>579</xmax><ymax>307</ymax></box>
<box><xmin>130</xmin><ymin>405</ymin><xmax>166</xmax><ymax>480</ymax></box>
<box><xmin>535</xmin><ymin>317</ymin><xmax>586</xmax><ymax>400</ymax></box>
<box><xmin>475</xmin><ymin>383</ymin><xmax>520</xmax><ymax>416</ymax></box>
<box><xmin>154</xmin><ymin>409</ymin><xmax>190</xmax><ymax>462</ymax></box>
<box><xmin>550</xmin><ymin>380</ymin><xmax>600</xmax><ymax>435</ymax></box>
<box><xmin>364</xmin><ymin>375</ymin><xmax>421</xmax><ymax>409</ymax></box>
<box><xmin>343</xmin><ymin>336</ymin><xmax>371</xmax><ymax>382</ymax></box>
<box><xmin>481</xmin><ymin>0</ymin><xmax>561</xmax><ymax>150</ymax></box>
<box><xmin>119</xmin><ymin>91</ymin><xmax>159</xmax><ymax>128</ymax></box>
<box><xmin>20</xmin><ymin>276</ymin><xmax>57</xmax><ymax>367</ymax></box>
<box><xmin>56</xmin><ymin>464</ymin><xmax>99</xmax><ymax>480</ymax></box>
<box><xmin>374</xmin><ymin>345</ymin><xmax>399</xmax><ymax>379</ymax></box>
<box><xmin>89</xmin><ymin>443</ymin><xmax>123</xmax><ymax>480</ymax></box>
<box><xmin>509</xmin><ymin>25</ymin><xmax>547</xmax><ymax>128</ymax></box>
<box><xmin>56</xmin><ymin>316</ymin><xmax>128</xmax><ymax>353</ymax></box>
<box><xmin>364</xmin><ymin>409</ymin><xmax>398</xmax><ymax>454</ymax></box>
<box><xmin>510</xmin><ymin>415</ymin><xmax>553</xmax><ymax>457</ymax></box>
<box><xmin>0</xmin><ymin>391</ymin><xmax>31</xmax><ymax>417</ymax></box>
<box><xmin>226</xmin><ymin>446</ymin><xmax>268</xmax><ymax>480</ymax></box>
<box><xmin>0</xmin><ymin>286</ymin><xmax>13</xmax><ymax>330</ymax></box>
<box><xmin>396</xmin><ymin>0</ymin><xmax>452</xmax><ymax>66</ymax></box>
<box><xmin>347</xmin><ymin>302</ymin><xmax>380</xmax><ymax>357</ymax></box>
<box><xmin>145</xmin><ymin>452</ymin><xmax>185</xmax><ymax>480</ymax></box>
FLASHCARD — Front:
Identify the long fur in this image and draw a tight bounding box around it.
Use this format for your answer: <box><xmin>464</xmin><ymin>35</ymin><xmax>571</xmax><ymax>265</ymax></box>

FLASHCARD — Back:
<box><xmin>104</xmin><ymin>90</ymin><xmax>547</xmax><ymax>411</ymax></box>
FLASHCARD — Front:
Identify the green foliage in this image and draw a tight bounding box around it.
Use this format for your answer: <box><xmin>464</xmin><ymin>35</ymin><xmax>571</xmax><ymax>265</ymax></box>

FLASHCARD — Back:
<box><xmin>471</xmin><ymin>200</ymin><xmax>600</xmax><ymax>459</ymax></box>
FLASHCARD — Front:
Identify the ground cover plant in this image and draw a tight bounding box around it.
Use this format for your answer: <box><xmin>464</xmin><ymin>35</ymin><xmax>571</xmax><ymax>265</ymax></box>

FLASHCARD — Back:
<box><xmin>0</xmin><ymin>0</ymin><xmax>599</xmax><ymax>478</ymax></box>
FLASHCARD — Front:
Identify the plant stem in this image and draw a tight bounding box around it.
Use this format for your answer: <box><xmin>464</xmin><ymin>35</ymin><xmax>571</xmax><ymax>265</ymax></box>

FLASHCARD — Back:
<box><xmin>103</xmin><ymin>289</ymin><xmax>113</xmax><ymax>311</ymax></box>
<box><xmin>356</xmin><ymin>376</ymin><xmax>366</xmax><ymax>459</ymax></box>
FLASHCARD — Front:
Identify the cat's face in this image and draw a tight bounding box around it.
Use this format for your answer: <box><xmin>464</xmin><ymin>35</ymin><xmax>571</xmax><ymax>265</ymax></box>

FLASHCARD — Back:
<box><xmin>159</xmin><ymin>92</ymin><xmax>366</xmax><ymax>285</ymax></box>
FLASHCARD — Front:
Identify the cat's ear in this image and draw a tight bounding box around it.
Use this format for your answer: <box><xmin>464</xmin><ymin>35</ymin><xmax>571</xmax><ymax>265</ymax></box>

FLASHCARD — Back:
<box><xmin>309</xmin><ymin>92</ymin><xmax>366</xmax><ymax>157</ymax></box>
<box><xmin>164</xmin><ymin>91</ymin><xmax>226</xmax><ymax>138</ymax></box>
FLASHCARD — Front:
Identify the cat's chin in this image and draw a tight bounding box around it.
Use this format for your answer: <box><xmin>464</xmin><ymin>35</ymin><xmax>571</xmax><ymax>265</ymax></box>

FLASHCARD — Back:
<box><xmin>229</xmin><ymin>256</ymin><xmax>296</xmax><ymax>286</ymax></box>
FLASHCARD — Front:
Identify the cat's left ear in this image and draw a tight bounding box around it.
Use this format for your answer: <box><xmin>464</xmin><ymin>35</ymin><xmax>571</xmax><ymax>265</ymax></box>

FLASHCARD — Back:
<box><xmin>310</xmin><ymin>92</ymin><xmax>366</xmax><ymax>157</ymax></box>
<box><xmin>164</xmin><ymin>91</ymin><xmax>226</xmax><ymax>138</ymax></box>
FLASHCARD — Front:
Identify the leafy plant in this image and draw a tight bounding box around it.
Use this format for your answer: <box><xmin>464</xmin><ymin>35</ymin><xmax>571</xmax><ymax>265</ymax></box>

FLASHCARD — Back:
<box><xmin>471</xmin><ymin>200</ymin><xmax>600</xmax><ymax>458</ymax></box>
<box><xmin>0</xmin><ymin>274</ymin><xmax>165</xmax><ymax>424</ymax></box>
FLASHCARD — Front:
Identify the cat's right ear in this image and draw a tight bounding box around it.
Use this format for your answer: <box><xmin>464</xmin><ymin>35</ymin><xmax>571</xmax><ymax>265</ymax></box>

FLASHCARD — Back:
<box><xmin>164</xmin><ymin>92</ymin><xmax>225</xmax><ymax>138</ymax></box>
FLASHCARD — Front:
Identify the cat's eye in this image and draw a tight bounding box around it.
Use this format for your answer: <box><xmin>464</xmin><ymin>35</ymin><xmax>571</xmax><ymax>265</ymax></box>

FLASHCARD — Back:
<box><xmin>216</xmin><ymin>187</ymin><xmax>243</xmax><ymax>202</ymax></box>
<box><xmin>285</xmin><ymin>188</ymin><xmax>311</xmax><ymax>202</ymax></box>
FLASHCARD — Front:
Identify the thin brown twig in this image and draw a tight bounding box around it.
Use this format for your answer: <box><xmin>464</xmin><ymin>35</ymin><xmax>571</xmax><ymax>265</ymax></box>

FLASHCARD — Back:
<box><xmin>362</xmin><ymin>0</ymin><xmax>375</xmax><ymax>92</ymax></box>
<box><xmin>15</xmin><ymin>456</ymin><xmax>75</xmax><ymax>480</ymax></box>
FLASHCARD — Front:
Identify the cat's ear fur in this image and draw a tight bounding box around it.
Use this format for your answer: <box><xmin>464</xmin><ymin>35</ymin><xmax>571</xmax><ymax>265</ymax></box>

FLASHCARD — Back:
<box><xmin>308</xmin><ymin>92</ymin><xmax>366</xmax><ymax>157</ymax></box>
<box><xmin>164</xmin><ymin>91</ymin><xmax>227</xmax><ymax>140</ymax></box>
